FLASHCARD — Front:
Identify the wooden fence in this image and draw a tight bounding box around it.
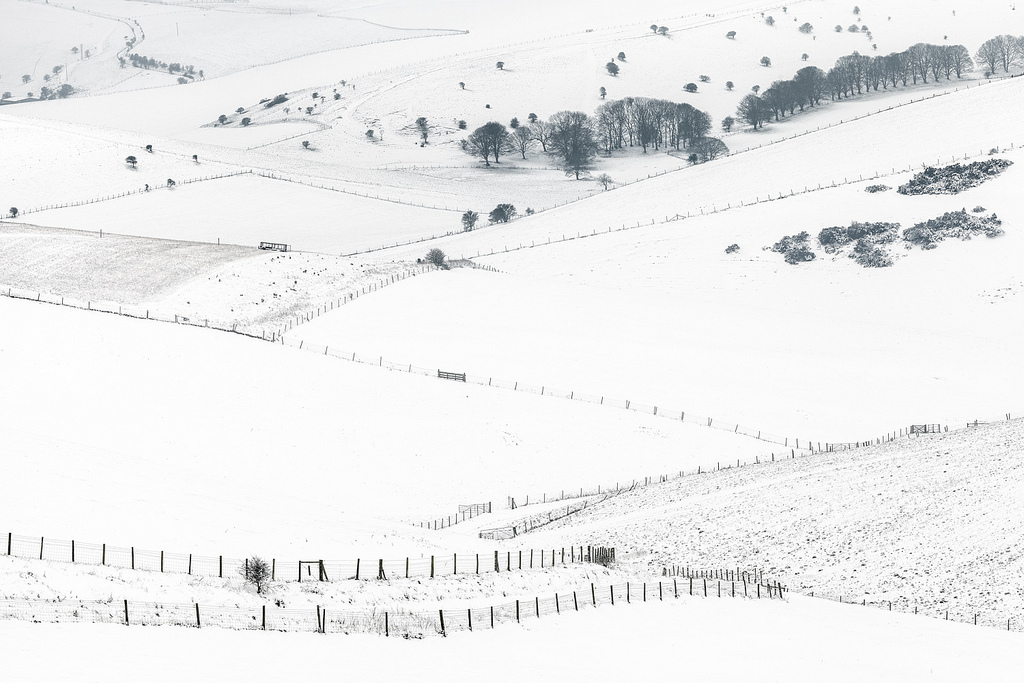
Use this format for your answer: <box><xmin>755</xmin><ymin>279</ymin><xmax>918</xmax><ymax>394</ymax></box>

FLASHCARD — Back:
<box><xmin>415</xmin><ymin>502</ymin><xmax>490</xmax><ymax>530</ymax></box>
<box><xmin>0</xmin><ymin>571</ymin><xmax>784</xmax><ymax>638</ymax></box>
<box><xmin>3</xmin><ymin>531</ymin><xmax>604</xmax><ymax>583</ymax></box>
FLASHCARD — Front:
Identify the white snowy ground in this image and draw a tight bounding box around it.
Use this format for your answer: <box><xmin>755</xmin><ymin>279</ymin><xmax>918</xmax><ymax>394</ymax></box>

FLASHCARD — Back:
<box><xmin>2</xmin><ymin>594</ymin><xmax>1022</xmax><ymax>682</ymax></box>
<box><xmin>289</xmin><ymin>150</ymin><xmax>1024</xmax><ymax>440</ymax></box>
<box><xmin>524</xmin><ymin>419</ymin><xmax>1024</xmax><ymax>625</ymax></box>
<box><xmin>0</xmin><ymin>294</ymin><xmax>774</xmax><ymax>560</ymax></box>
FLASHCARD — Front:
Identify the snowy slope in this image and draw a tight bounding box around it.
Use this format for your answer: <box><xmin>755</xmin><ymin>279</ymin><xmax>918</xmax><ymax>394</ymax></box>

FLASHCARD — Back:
<box><xmin>0</xmin><ymin>294</ymin><xmax>775</xmax><ymax>560</ymax></box>
<box><xmin>1</xmin><ymin>593</ymin><xmax>1022</xmax><ymax>682</ymax></box>
<box><xmin>526</xmin><ymin>419</ymin><xmax>1024</xmax><ymax>625</ymax></box>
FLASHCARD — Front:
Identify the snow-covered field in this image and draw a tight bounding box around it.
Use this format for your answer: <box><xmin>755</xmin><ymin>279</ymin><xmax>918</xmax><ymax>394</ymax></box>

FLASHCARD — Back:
<box><xmin>3</xmin><ymin>0</ymin><xmax>1024</xmax><ymax>677</ymax></box>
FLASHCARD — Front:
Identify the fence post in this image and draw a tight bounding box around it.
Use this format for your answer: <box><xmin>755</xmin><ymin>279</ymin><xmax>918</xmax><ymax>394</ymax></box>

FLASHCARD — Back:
<box><xmin>5</xmin><ymin>533</ymin><xmax>9</xmax><ymax>556</ymax></box>
<box><xmin>131</xmin><ymin>546</ymin><xmax>134</xmax><ymax>569</ymax></box>
<box><xmin>71</xmin><ymin>540</ymin><xmax>75</xmax><ymax>563</ymax></box>
<box><xmin>516</xmin><ymin>600</ymin><xmax>520</xmax><ymax>622</ymax></box>
<box><xmin>124</xmin><ymin>600</ymin><xmax>129</xmax><ymax>626</ymax></box>
<box><xmin>102</xmin><ymin>543</ymin><xmax>106</xmax><ymax>565</ymax></box>
<box><xmin>195</xmin><ymin>603</ymin><xmax>201</xmax><ymax>628</ymax></box>
<box><xmin>39</xmin><ymin>537</ymin><xmax>44</xmax><ymax>560</ymax></box>
<box><xmin>592</xmin><ymin>583</ymin><xmax>596</xmax><ymax>606</ymax></box>
<box><xmin>219</xmin><ymin>556</ymin><xmax>223</xmax><ymax>578</ymax></box>
<box><xmin>430</xmin><ymin>556</ymin><xmax>434</xmax><ymax>578</ymax></box>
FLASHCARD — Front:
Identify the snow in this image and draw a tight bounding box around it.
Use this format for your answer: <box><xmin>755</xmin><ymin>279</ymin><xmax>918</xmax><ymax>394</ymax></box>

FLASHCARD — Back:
<box><xmin>3</xmin><ymin>0</ymin><xmax>1024</xmax><ymax>676</ymax></box>
<box><xmin>0</xmin><ymin>294</ymin><xmax>773</xmax><ymax>560</ymax></box>
<box><xmin>1</xmin><ymin>593</ymin><xmax>1022</xmax><ymax>682</ymax></box>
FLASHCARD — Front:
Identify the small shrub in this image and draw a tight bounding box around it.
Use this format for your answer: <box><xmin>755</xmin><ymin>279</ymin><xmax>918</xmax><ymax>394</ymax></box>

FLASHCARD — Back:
<box><xmin>699</xmin><ymin>75</ymin><xmax>710</xmax><ymax>83</ymax></box>
<box><xmin>684</xmin><ymin>83</ymin><xmax>698</xmax><ymax>93</ymax></box>
<box><xmin>241</xmin><ymin>556</ymin><xmax>271</xmax><ymax>594</ymax></box>
<box><xmin>988</xmin><ymin>147</ymin><xmax>999</xmax><ymax>155</ymax></box>
<box><xmin>241</xmin><ymin>117</ymin><xmax>251</xmax><ymax>126</ymax></box>
<box><xmin>851</xmin><ymin>239</ymin><xmax>893</xmax><ymax>267</ymax></box>
<box><xmin>725</xmin><ymin>243</ymin><xmax>740</xmax><ymax>254</ymax></box>
<box><xmin>457</xmin><ymin>120</ymin><xmax>467</xmax><ymax>130</ymax></box>
<box><xmin>864</xmin><ymin>184</ymin><xmax>890</xmax><ymax>193</ymax></box>
<box><xmin>972</xmin><ymin>205</ymin><xmax>986</xmax><ymax>213</ymax></box>
<box><xmin>726</xmin><ymin>31</ymin><xmax>736</xmax><ymax>39</ymax></box>
<box><xmin>725</xmin><ymin>81</ymin><xmax>734</xmax><ymax>90</ymax></box>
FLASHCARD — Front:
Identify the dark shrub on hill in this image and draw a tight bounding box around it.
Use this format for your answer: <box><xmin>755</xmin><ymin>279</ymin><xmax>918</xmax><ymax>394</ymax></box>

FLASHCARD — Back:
<box><xmin>897</xmin><ymin>159</ymin><xmax>1013</xmax><ymax>195</ymax></box>
<box><xmin>770</xmin><ymin>231</ymin><xmax>816</xmax><ymax>264</ymax></box>
<box><xmin>903</xmin><ymin>210</ymin><xmax>1003</xmax><ymax>249</ymax></box>
<box><xmin>264</xmin><ymin>93</ymin><xmax>289</xmax><ymax>108</ymax></box>
<box><xmin>864</xmin><ymin>184</ymin><xmax>890</xmax><ymax>193</ymax></box>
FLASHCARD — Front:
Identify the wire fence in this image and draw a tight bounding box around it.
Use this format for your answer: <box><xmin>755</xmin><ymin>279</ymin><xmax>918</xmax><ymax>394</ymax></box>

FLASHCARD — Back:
<box><xmin>416</xmin><ymin>502</ymin><xmax>491</xmax><ymax>530</ymax></box>
<box><xmin>0</xmin><ymin>263</ymin><xmax>435</xmax><ymax>342</ymax></box>
<box><xmin>796</xmin><ymin>586</ymin><xmax>1021</xmax><ymax>633</ymax></box>
<box><xmin>0</xmin><ymin>571</ymin><xmax>784</xmax><ymax>637</ymax></box>
<box><xmin>2</xmin><ymin>531</ymin><xmax>606</xmax><ymax>583</ymax></box>
<box><xmin>480</xmin><ymin>494</ymin><xmax>623</xmax><ymax>540</ymax></box>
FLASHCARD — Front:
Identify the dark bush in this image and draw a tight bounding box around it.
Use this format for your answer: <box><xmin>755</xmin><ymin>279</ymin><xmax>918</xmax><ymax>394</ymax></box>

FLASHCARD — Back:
<box><xmin>770</xmin><ymin>231</ymin><xmax>816</xmax><ymax>264</ymax></box>
<box><xmin>784</xmin><ymin>247</ymin><xmax>816</xmax><ymax>264</ymax></box>
<box><xmin>852</xmin><ymin>239</ymin><xmax>893</xmax><ymax>267</ymax></box>
<box><xmin>264</xmin><ymin>93</ymin><xmax>289</xmax><ymax>108</ymax></box>
<box><xmin>897</xmin><ymin>159</ymin><xmax>1013</xmax><ymax>195</ymax></box>
<box><xmin>902</xmin><ymin>210</ymin><xmax>1003</xmax><ymax>250</ymax></box>
<box><xmin>725</xmin><ymin>243</ymin><xmax>740</xmax><ymax>254</ymax></box>
<box><xmin>864</xmin><ymin>184</ymin><xmax>890</xmax><ymax>193</ymax></box>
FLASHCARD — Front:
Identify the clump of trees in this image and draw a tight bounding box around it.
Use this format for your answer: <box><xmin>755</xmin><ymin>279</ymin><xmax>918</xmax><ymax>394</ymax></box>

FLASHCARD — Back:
<box><xmin>489</xmin><ymin>204</ymin><xmax>516</xmax><ymax>222</ymax></box>
<box><xmin>594</xmin><ymin>97</ymin><xmax>713</xmax><ymax>154</ymax></box>
<box><xmin>975</xmin><ymin>35</ymin><xmax>1024</xmax><ymax>75</ymax></box>
<box><xmin>264</xmin><ymin>93</ymin><xmax>288</xmax><ymax>108</ymax></box>
<box><xmin>462</xmin><ymin>121</ymin><xmax>513</xmax><ymax>166</ymax></box>
<box><xmin>799</xmin><ymin>23</ymin><xmax>813</xmax><ymax>34</ymax></box>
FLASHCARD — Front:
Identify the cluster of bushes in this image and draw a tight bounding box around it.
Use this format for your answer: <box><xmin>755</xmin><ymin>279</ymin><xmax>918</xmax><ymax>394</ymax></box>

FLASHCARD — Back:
<box><xmin>769</xmin><ymin>231</ymin><xmax>816</xmax><ymax>264</ymax></box>
<box><xmin>773</xmin><ymin>210</ymin><xmax>1004</xmax><ymax>267</ymax></box>
<box><xmin>724</xmin><ymin>243</ymin><xmax>740</xmax><ymax>254</ymax></box>
<box><xmin>903</xmin><ymin>210</ymin><xmax>1003</xmax><ymax>250</ymax></box>
<box><xmin>819</xmin><ymin>221</ymin><xmax>899</xmax><ymax>267</ymax></box>
<box><xmin>864</xmin><ymin>184</ymin><xmax>890</xmax><ymax>193</ymax></box>
<box><xmin>897</xmin><ymin>159</ymin><xmax>1013</xmax><ymax>195</ymax></box>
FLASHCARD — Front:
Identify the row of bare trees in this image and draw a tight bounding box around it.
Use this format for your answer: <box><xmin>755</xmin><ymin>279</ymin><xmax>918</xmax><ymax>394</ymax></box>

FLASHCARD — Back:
<box><xmin>734</xmin><ymin>42</ymin><xmax>976</xmax><ymax>130</ymax></box>
<box><xmin>975</xmin><ymin>35</ymin><xmax>1024</xmax><ymax>75</ymax></box>
<box><xmin>594</xmin><ymin>97</ymin><xmax>712</xmax><ymax>154</ymax></box>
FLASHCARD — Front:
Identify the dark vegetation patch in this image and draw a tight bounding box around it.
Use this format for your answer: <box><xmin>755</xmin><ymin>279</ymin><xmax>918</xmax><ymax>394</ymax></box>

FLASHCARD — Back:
<box><xmin>902</xmin><ymin>210</ymin><xmax>1003</xmax><ymax>250</ymax></box>
<box><xmin>864</xmin><ymin>184</ymin><xmax>890</xmax><ymax>193</ymax></box>
<box><xmin>897</xmin><ymin>159</ymin><xmax>1013</xmax><ymax>196</ymax></box>
<box><xmin>768</xmin><ymin>231</ymin><xmax>816</xmax><ymax>264</ymax></box>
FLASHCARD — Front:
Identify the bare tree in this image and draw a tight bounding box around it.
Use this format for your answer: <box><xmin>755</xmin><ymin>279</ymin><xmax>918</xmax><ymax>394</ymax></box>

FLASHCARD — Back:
<box><xmin>241</xmin><ymin>556</ymin><xmax>271</xmax><ymax>594</ymax></box>
<box><xmin>691</xmin><ymin>136</ymin><xmax>729</xmax><ymax>162</ymax></box>
<box><xmin>596</xmin><ymin>173</ymin><xmax>613</xmax><ymax>189</ymax></box>
<box><xmin>415</xmin><ymin>116</ymin><xmax>429</xmax><ymax>142</ymax></box>
<box><xmin>510</xmin><ymin>125</ymin><xmax>535</xmax><ymax>159</ymax></box>
<box><xmin>735</xmin><ymin>94</ymin><xmax>769</xmax><ymax>129</ymax></box>
<box><xmin>461</xmin><ymin>211</ymin><xmax>479</xmax><ymax>231</ymax></box>
<box><xmin>462</xmin><ymin>121</ymin><xmax>512</xmax><ymax>166</ymax></box>
<box><xmin>426</xmin><ymin>248</ymin><xmax>447</xmax><ymax>268</ymax></box>
<box><xmin>547</xmin><ymin>111</ymin><xmax>598</xmax><ymax>179</ymax></box>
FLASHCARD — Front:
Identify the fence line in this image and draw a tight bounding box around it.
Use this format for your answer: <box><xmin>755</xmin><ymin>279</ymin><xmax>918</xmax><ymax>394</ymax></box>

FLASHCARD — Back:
<box><xmin>480</xmin><ymin>493</ymin><xmax>623</xmax><ymax>540</ymax></box>
<box><xmin>795</xmin><ymin>586</ymin><xmax>1020</xmax><ymax>633</ymax></box>
<box><xmin>417</xmin><ymin>502</ymin><xmax>491</xmax><ymax>530</ymax></box>
<box><xmin>0</xmin><ymin>572</ymin><xmax>784</xmax><ymax>638</ymax></box>
<box><xmin>0</xmin><ymin>263</ymin><xmax>435</xmax><ymax>343</ymax></box>
<box><xmin>3</xmin><ymin>531</ymin><xmax>605</xmax><ymax>583</ymax></box>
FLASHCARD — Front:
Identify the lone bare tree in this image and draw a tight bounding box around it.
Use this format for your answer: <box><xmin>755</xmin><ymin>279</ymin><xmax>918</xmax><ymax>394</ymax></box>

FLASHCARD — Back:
<box><xmin>461</xmin><ymin>210</ymin><xmax>479</xmax><ymax>231</ymax></box>
<box><xmin>241</xmin><ymin>556</ymin><xmax>271</xmax><ymax>594</ymax></box>
<box><xmin>426</xmin><ymin>248</ymin><xmax>447</xmax><ymax>268</ymax></box>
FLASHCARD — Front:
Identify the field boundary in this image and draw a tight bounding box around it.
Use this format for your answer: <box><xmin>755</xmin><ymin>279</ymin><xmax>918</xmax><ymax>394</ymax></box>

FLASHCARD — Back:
<box><xmin>3</xmin><ymin>531</ymin><xmax>605</xmax><ymax>583</ymax></box>
<box><xmin>0</xmin><ymin>570</ymin><xmax>784</xmax><ymax>638</ymax></box>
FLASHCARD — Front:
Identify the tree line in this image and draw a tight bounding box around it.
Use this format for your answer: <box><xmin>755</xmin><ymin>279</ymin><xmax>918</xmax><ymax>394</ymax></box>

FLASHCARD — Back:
<box><xmin>462</xmin><ymin>98</ymin><xmax>724</xmax><ymax>179</ymax></box>
<box><xmin>735</xmin><ymin>34</ymin><xmax>1024</xmax><ymax>130</ymax></box>
<box><xmin>735</xmin><ymin>42</ymin><xmax>974</xmax><ymax>129</ymax></box>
